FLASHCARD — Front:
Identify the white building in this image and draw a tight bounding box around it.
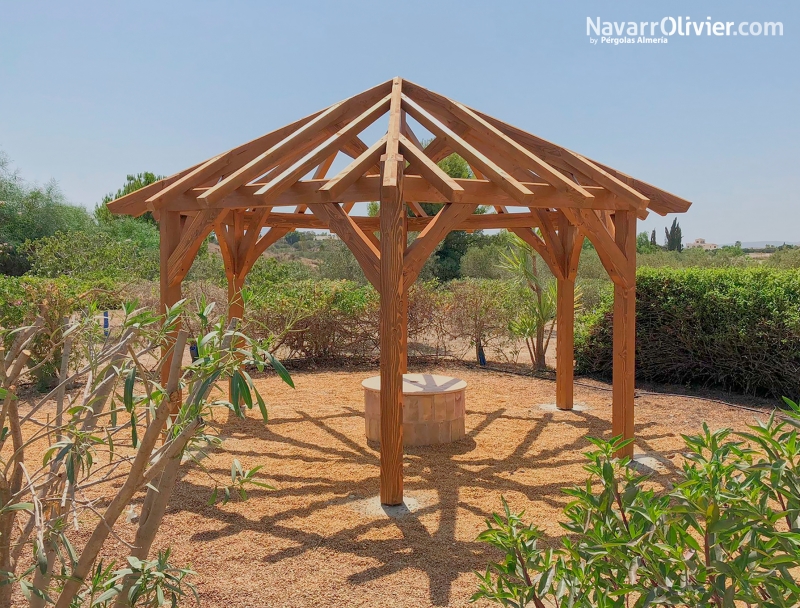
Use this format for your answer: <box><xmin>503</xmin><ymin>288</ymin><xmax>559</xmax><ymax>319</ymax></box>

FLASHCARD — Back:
<box><xmin>686</xmin><ymin>238</ymin><xmax>718</xmax><ymax>251</ymax></box>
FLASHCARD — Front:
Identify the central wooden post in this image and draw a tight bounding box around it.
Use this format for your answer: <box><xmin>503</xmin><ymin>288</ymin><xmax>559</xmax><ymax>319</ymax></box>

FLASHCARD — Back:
<box><xmin>400</xmin><ymin>215</ymin><xmax>409</xmax><ymax>375</ymax></box>
<box><xmin>159</xmin><ymin>211</ymin><xmax>183</xmax><ymax>411</ymax></box>
<box><xmin>612</xmin><ymin>210</ymin><xmax>636</xmax><ymax>457</ymax></box>
<box><xmin>379</xmin><ymin>153</ymin><xmax>406</xmax><ymax>506</ymax></box>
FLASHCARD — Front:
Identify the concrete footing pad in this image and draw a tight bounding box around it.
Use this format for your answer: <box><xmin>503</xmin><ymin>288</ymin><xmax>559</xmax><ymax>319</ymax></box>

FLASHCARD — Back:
<box><xmin>347</xmin><ymin>492</ymin><xmax>436</xmax><ymax>519</ymax></box>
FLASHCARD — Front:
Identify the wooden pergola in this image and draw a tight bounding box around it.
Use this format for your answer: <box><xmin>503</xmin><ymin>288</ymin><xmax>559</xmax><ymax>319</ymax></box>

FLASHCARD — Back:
<box><xmin>108</xmin><ymin>78</ymin><xmax>690</xmax><ymax>506</ymax></box>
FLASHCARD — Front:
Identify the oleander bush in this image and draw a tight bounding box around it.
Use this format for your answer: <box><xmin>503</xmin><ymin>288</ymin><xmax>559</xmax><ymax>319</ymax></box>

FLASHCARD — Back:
<box><xmin>474</xmin><ymin>402</ymin><xmax>800</xmax><ymax>607</ymax></box>
<box><xmin>575</xmin><ymin>268</ymin><xmax>800</xmax><ymax>400</ymax></box>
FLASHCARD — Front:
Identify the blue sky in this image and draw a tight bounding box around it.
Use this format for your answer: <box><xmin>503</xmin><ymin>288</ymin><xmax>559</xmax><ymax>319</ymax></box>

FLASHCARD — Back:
<box><xmin>1</xmin><ymin>0</ymin><xmax>797</xmax><ymax>244</ymax></box>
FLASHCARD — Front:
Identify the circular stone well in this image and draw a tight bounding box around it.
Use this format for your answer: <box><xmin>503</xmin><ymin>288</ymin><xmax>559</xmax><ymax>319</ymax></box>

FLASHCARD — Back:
<box><xmin>362</xmin><ymin>373</ymin><xmax>467</xmax><ymax>447</ymax></box>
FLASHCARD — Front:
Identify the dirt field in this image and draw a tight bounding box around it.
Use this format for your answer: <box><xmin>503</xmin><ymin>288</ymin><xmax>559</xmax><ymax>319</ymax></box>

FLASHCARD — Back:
<box><xmin>39</xmin><ymin>363</ymin><xmax>774</xmax><ymax>608</ymax></box>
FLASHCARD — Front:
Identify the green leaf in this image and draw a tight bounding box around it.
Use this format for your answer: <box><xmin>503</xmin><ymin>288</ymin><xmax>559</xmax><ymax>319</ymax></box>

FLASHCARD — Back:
<box><xmin>130</xmin><ymin>411</ymin><xmax>138</xmax><ymax>448</ymax></box>
<box><xmin>123</xmin><ymin>366</ymin><xmax>136</xmax><ymax>413</ymax></box>
<box><xmin>0</xmin><ymin>502</ymin><xmax>33</xmax><ymax>513</ymax></box>
<box><xmin>263</xmin><ymin>350</ymin><xmax>294</xmax><ymax>388</ymax></box>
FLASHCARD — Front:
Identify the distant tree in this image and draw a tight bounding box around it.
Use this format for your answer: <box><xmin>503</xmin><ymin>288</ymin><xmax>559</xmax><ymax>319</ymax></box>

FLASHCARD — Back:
<box><xmin>735</xmin><ymin>240</ymin><xmax>742</xmax><ymax>248</ymax></box>
<box><xmin>95</xmin><ymin>172</ymin><xmax>164</xmax><ymax>224</ymax></box>
<box><xmin>637</xmin><ymin>231</ymin><xmax>660</xmax><ymax>254</ymax></box>
<box><xmin>0</xmin><ymin>151</ymin><xmax>92</xmax><ymax>275</ymax></box>
<box><xmin>664</xmin><ymin>218</ymin><xmax>683</xmax><ymax>252</ymax></box>
<box><xmin>650</xmin><ymin>229</ymin><xmax>657</xmax><ymax>247</ymax></box>
<box><xmin>284</xmin><ymin>230</ymin><xmax>301</xmax><ymax>246</ymax></box>
<box><xmin>419</xmin><ymin>149</ymin><xmax>486</xmax><ymax>281</ymax></box>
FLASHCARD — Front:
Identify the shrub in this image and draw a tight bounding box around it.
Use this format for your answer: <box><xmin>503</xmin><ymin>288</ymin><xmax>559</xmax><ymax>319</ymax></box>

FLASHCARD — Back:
<box><xmin>245</xmin><ymin>279</ymin><xmax>379</xmax><ymax>358</ymax></box>
<box><xmin>246</xmin><ymin>256</ymin><xmax>312</xmax><ymax>285</ymax></box>
<box><xmin>460</xmin><ymin>243</ymin><xmax>513</xmax><ymax>280</ymax></box>
<box><xmin>474</xmin><ymin>404</ymin><xmax>800</xmax><ymax>607</ymax></box>
<box><xmin>0</xmin><ymin>301</ymin><xmax>290</xmax><ymax>607</ymax></box>
<box><xmin>766</xmin><ymin>247</ymin><xmax>800</xmax><ymax>269</ymax></box>
<box><xmin>24</xmin><ymin>229</ymin><xmax>159</xmax><ymax>281</ymax></box>
<box><xmin>575</xmin><ymin>268</ymin><xmax>800</xmax><ymax>399</ymax></box>
<box><xmin>445</xmin><ymin>279</ymin><xmax>520</xmax><ymax>362</ymax></box>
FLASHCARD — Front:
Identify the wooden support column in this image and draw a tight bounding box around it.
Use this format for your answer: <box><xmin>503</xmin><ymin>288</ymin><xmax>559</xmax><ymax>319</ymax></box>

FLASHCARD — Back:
<box><xmin>379</xmin><ymin>154</ymin><xmax>406</xmax><ymax>506</ymax></box>
<box><xmin>400</xmin><ymin>210</ymin><xmax>408</xmax><ymax>374</ymax></box>
<box><xmin>612</xmin><ymin>210</ymin><xmax>636</xmax><ymax>457</ymax></box>
<box><xmin>556</xmin><ymin>277</ymin><xmax>575</xmax><ymax>410</ymax></box>
<box><xmin>556</xmin><ymin>224</ymin><xmax>580</xmax><ymax>410</ymax></box>
<box><xmin>159</xmin><ymin>211</ymin><xmax>183</xmax><ymax>412</ymax></box>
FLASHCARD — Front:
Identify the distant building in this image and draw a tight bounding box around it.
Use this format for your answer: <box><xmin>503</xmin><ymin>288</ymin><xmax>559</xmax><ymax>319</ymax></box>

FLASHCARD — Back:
<box><xmin>686</xmin><ymin>238</ymin><xmax>718</xmax><ymax>251</ymax></box>
<box><xmin>313</xmin><ymin>233</ymin><xmax>339</xmax><ymax>241</ymax></box>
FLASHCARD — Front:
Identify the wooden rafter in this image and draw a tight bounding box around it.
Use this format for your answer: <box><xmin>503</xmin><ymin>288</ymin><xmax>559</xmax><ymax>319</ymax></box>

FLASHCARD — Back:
<box><xmin>198</xmin><ymin>80</ymin><xmax>392</xmax><ymax>208</ymax></box>
<box><xmin>319</xmin><ymin>136</ymin><xmax>387</xmax><ymax>201</ymax></box>
<box><xmin>403</xmin><ymin>81</ymin><xmax>596</xmax><ymax>208</ymax></box>
<box><xmin>254</xmin><ymin>94</ymin><xmax>391</xmax><ymax>201</ymax></box>
<box><xmin>401</xmin><ymin>94</ymin><xmax>535</xmax><ymax>206</ymax></box>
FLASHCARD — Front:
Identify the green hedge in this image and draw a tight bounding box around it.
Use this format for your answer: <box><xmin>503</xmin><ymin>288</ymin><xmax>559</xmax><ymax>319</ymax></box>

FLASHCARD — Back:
<box><xmin>575</xmin><ymin>268</ymin><xmax>800</xmax><ymax>399</ymax></box>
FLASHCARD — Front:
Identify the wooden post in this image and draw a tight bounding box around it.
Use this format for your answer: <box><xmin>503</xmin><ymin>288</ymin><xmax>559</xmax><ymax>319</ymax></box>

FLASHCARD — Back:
<box><xmin>556</xmin><ymin>277</ymin><xmax>575</xmax><ymax>410</ymax></box>
<box><xmin>159</xmin><ymin>211</ymin><xmax>183</xmax><ymax>411</ymax></box>
<box><xmin>227</xmin><ymin>274</ymin><xmax>245</xmax><ymax>325</ymax></box>
<box><xmin>379</xmin><ymin>154</ymin><xmax>406</xmax><ymax>506</ymax></box>
<box><xmin>612</xmin><ymin>210</ymin><xmax>636</xmax><ymax>457</ymax></box>
<box><xmin>400</xmin><ymin>211</ymin><xmax>408</xmax><ymax>374</ymax></box>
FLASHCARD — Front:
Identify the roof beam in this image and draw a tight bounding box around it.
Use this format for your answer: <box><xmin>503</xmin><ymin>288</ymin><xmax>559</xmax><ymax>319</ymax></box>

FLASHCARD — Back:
<box><xmin>401</xmin><ymin>93</ymin><xmax>534</xmax><ymax>206</ymax></box>
<box><xmin>254</xmin><ymin>94</ymin><xmax>391</xmax><ymax>201</ymax></box>
<box><xmin>398</xmin><ymin>134</ymin><xmax>464</xmax><ymax>202</ymax></box>
<box><xmin>207</xmin><ymin>210</ymin><xmax>563</xmax><ymax>232</ymax></box>
<box><xmin>198</xmin><ymin>80</ymin><xmax>391</xmax><ymax>208</ymax></box>
<box><xmin>319</xmin><ymin>135</ymin><xmax>387</xmax><ymax>201</ymax></box>
<box><xmin>468</xmin><ymin>106</ymin><xmax>682</xmax><ymax>214</ymax></box>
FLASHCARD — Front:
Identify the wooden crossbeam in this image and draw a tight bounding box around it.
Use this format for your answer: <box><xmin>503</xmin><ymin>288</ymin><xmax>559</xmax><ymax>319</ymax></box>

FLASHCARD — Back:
<box><xmin>167</xmin><ymin>176</ymin><xmax>621</xmax><ymax>212</ymax></box>
<box><xmin>206</xmin><ymin>210</ymin><xmax>557</xmax><ymax>231</ymax></box>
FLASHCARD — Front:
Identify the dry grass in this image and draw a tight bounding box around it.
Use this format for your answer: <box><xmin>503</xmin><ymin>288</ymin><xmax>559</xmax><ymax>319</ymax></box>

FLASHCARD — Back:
<box><xmin>23</xmin><ymin>364</ymin><xmax>776</xmax><ymax>607</ymax></box>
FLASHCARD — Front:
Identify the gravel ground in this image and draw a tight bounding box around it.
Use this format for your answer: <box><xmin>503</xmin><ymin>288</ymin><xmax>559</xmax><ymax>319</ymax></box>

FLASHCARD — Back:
<box><xmin>14</xmin><ymin>363</ymin><xmax>776</xmax><ymax>607</ymax></box>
